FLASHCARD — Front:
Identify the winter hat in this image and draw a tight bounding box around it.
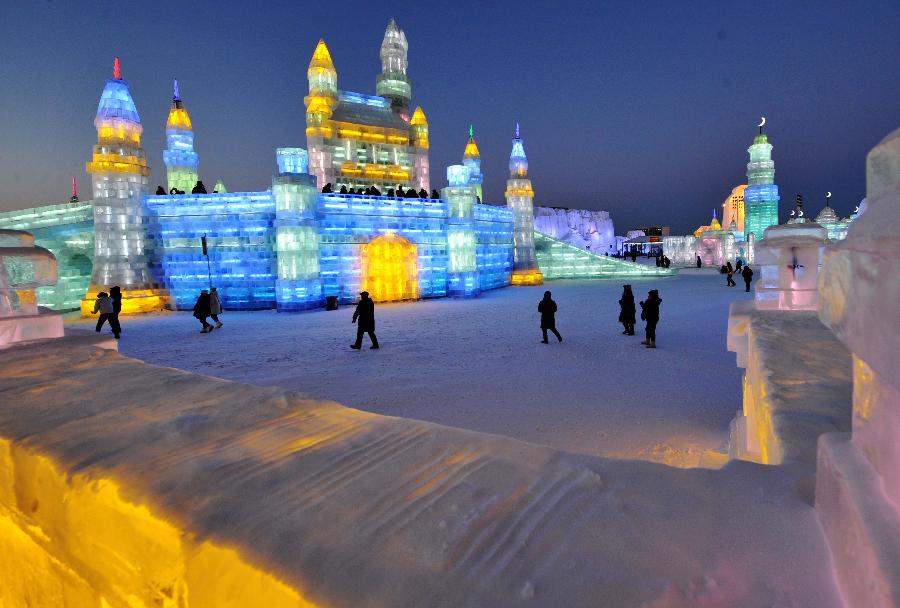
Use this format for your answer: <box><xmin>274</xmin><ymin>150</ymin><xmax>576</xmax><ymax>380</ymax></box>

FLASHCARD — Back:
<box><xmin>360</xmin><ymin>291</ymin><xmax>369</xmax><ymax>297</ymax></box>
<box><xmin>649</xmin><ymin>289</ymin><xmax>659</xmax><ymax>297</ymax></box>
<box><xmin>97</xmin><ymin>292</ymin><xmax>108</xmax><ymax>298</ymax></box>
<box><xmin>201</xmin><ymin>289</ymin><xmax>209</xmax><ymax>294</ymax></box>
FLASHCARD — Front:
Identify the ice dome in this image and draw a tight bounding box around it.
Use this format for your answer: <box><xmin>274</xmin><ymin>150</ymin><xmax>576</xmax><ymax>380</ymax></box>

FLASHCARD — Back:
<box><xmin>815</xmin><ymin>206</ymin><xmax>840</xmax><ymax>224</ymax></box>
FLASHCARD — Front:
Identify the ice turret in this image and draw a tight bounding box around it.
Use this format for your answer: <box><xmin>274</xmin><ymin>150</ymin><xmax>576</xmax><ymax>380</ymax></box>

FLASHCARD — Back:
<box><xmin>376</xmin><ymin>18</ymin><xmax>411</xmax><ymax>111</ymax></box>
<box><xmin>505</xmin><ymin>124</ymin><xmax>542</xmax><ymax>285</ymax></box>
<box><xmin>163</xmin><ymin>79</ymin><xmax>199</xmax><ymax>194</ymax></box>
<box><xmin>462</xmin><ymin>125</ymin><xmax>484</xmax><ymax>201</ymax></box>
<box><xmin>744</xmin><ymin>117</ymin><xmax>780</xmax><ymax>247</ymax></box>
<box><xmin>82</xmin><ymin>57</ymin><xmax>168</xmax><ymax>316</ymax></box>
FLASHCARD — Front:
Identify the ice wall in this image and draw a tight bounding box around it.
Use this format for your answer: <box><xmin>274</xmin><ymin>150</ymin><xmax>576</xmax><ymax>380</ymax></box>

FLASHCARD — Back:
<box><xmin>534</xmin><ymin>206</ymin><xmax>615</xmax><ymax>254</ymax></box>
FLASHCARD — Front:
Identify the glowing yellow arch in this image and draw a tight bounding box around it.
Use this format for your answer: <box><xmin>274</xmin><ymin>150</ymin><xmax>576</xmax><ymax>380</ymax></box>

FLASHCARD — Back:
<box><xmin>360</xmin><ymin>234</ymin><xmax>419</xmax><ymax>303</ymax></box>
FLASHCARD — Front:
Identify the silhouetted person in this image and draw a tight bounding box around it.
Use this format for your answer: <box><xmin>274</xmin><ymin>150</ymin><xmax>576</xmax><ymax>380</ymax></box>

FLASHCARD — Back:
<box><xmin>210</xmin><ymin>287</ymin><xmax>223</xmax><ymax>329</ymax></box>
<box><xmin>339</xmin><ymin>185</ymin><xmax>348</xmax><ymax>194</ymax></box>
<box><xmin>696</xmin><ymin>255</ymin><xmax>702</xmax><ymax>268</ymax></box>
<box><xmin>418</xmin><ymin>188</ymin><xmax>428</xmax><ymax>198</ymax></box>
<box><xmin>155</xmin><ymin>186</ymin><xmax>166</xmax><ymax>195</ymax></box>
<box><xmin>663</xmin><ymin>255</ymin><xmax>671</xmax><ymax>268</ymax></box>
<box><xmin>322</xmin><ymin>183</ymin><xmax>333</xmax><ymax>193</ymax></box>
<box><xmin>619</xmin><ymin>285</ymin><xmax>636</xmax><ymax>335</ymax></box>
<box><xmin>387</xmin><ymin>188</ymin><xmax>395</xmax><ymax>197</ymax></box>
<box><xmin>193</xmin><ymin>290</ymin><xmax>213</xmax><ymax>333</ymax></box>
<box><xmin>742</xmin><ymin>264</ymin><xmax>754</xmax><ymax>293</ymax></box>
<box><xmin>640</xmin><ymin>289</ymin><xmax>662</xmax><ymax>348</ymax></box>
<box><xmin>108</xmin><ymin>285</ymin><xmax>122</xmax><ymax>339</ymax></box>
<box><xmin>351</xmin><ymin>291</ymin><xmax>379</xmax><ymax>349</ymax></box>
<box><xmin>371</xmin><ymin>185</ymin><xmax>381</xmax><ymax>196</ymax></box>
<box><xmin>405</xmin><ymin>189</ymin><xmax>417</xmax><ymax>198</ymax></box>
<box><xmin>396</xmin><ymin>186</ymin><xmax>405</xmax><ymax>197</ymax></box>
<box><xmin>91</xmin><ymin>291</ymin><xmax>120</xmax><ymax>339</ymax></box>
<box><xmin>538</xmin><ymin>291</ymin><xmax>562</xmax><ymax>344</ymax></box>
<box><xmin>735</xmin><ymin>259</ymin><xmax>743</xmax><ymax>272</ymax></box>
<box><xmin>631</xmin><ymin>250</ymin><xmax>638</xmax><ymax>263</ymax></box>
<box><xmin>726</xmin><ymin>262</ymin><xmax>736</xmax><ymax>286</ymax></box>
<box><xmin>170</xmin><ymin>187</ymin><xmax>179</xmax><ymax>195</ymax></box>
<box><xmin>192</xmin><ymin>180</ymin><xmax>208</xmax><ymax>194</ymax></box>
<box><xmin>430</xmin><ymin>189</ymin><xmax>440</xmax><ymax>199</ymax></box>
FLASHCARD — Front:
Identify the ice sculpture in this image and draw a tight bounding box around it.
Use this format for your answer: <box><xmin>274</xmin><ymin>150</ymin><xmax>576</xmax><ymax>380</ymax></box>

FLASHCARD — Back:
<box><xmin>505</xmin><ymin>124</ymin><xmax>543</xmax><ymax>285</ymax></box>
<box><xmin>694</xmin><ymin>210</ymin><xmax>736</xmax><ymax>266</ymax></box>
<box><xmin>744</xmin><ymin>118</ymin><xmax>780</xmax><ymax>247</ymax></box>
<box><xmin>533</xmin><ymin>207</ymin><xmax>615</xmax><ymax>253</ymax></box>
<box><xmin>815</xmin><ymin>126</ymin><xmax>900</xmax><ymax>607</ymax></box>
<box><xmin>274</xmin><ymin>148</ymin><xmax>322</xmax><ymax>311</ymax></box>
<box><xmin>0</xmin><ymin>229</ymin><xmax>63</xmax><ymax>347</ymax></box>
<box><xmin>661</xmin><ymin>235</ymin><xmax>697</xmax><ymax>266</ymax></box>
<box><xmin>442</xmin><ymin>165</ymin><xmax>479</xmax><ymax>297</ymax></box>
<box><xmin>462</xmin><ymin>125</ymin><xmax>484</xmax><ymax>202</ymax></box>
<box><xmin>304</xmin><ymin>21</ymin><xmax>429</xmax><ymax>194</ymax></box>
<box><xmin>162</xmin><ymin>79</ymin><xmax>199</xmax><ymax>194</ymax></box>
<box><xmin>813</xmin><ymin>192</ymin><xmax>851</xmax><ymax>241</ymax></box>
<box><xmin>81</xmin><ymin>57</ymin><xmax>169</xmax><ymax>316</ymax></box>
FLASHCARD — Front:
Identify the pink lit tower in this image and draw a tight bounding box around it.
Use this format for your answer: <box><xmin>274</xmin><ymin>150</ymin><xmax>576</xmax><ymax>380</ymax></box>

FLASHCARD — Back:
<box><xmin>505</xmin><ymin>123</ymin><xmax>543</xmax><ymax>285</ymax></box>
<box><xmin>81</xmin><ymin>57</ymin><xmax>169</xmax><ymax>316</ymax></box>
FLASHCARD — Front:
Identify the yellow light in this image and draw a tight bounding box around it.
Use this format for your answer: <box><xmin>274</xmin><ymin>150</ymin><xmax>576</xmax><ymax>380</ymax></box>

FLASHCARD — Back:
<box><xmin>464</xmin><ymin>140</ymin><xmax>480</xmax><ymax>158</ymax></box>
<box><xmin>80</xmin><ymin>289</ymin><xmax>170</xmax><ymax>318</ymax></box>
<box><xmin>308</xmin><ymin>39</ymin><xmax>335</xmax><ymax>72</ymax></box>
<box><xmin>166</xmin><ymin>107</ymin><xmax>193</xmax><ymax>130</ymax></box>
<box><xmin>361</xmin><ymin>234</ymin><xmax>419</xmax><ymax>302</ymax></box>
<box><xmin>510</xmin><ymin>269</ymin><xmax>544</xmax><ymax>286</ymax></box>
<box><xmin>504</xmin><ymin>187</ymin><xmax>534</xmax><ymax>197</ymax></box>
<box><xmin>409</xmin><ymin>107</ymin><xmax>428</xmax><ymax>126</ymax></box>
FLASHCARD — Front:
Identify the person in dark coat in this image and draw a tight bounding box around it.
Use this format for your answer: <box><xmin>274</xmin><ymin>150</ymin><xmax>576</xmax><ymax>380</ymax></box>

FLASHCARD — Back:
<box><xmin>538</xmin><ymin>291</ymin><xmax>562</xmax><ymax>344</ymax></box>
<box><xmin>735</xmin><ymin>259</ymin><xmax>743</xmax><ymax>272</ymax></box>
<box><xmin>418</xmin><ymin>188</ymin><xmax>428</xmax><ymax>198</ymax></box>
<box><xmin>339</xmin><ymin>185</ymin><xmax>348</xmax><ymax>194</ymax></box>
<box><xmin>155</xmin><ymin>186</ymin><xmax>166</xmax><ymax>195</ymax></box>
<box><xmin>91</xmin><ymin>291</ymin><xmax>120</xmax><ymax>339</ymax></box>
<box><xmin>193</xmin><ymin>290</ymin><xmax>213</xmax><ymax>333</ymax></box>
<box><xmin>396</xmin><ymin>186</ymin><xmax>405</xmax><ymax>197</ymax></box>
<box><xmin>430</xmin><ymin>189</ymin><xmax>440</xmax><ymax>199</ymax></box>
<box><xmin>639</xmin><ymin>289</ymin><xmax>662</xmax><ymax>348</ymax></box>
<box><xmin>108</xmin><ymin>285</ymin><xmax>122</xmax><ymax>339</ymax></box>
<box><xmin>618</xmin><ymin>285</ymin><xmax>636</xmax><ymax>335</ymax></box>
<box><xmin>696</xmin><ymin>255</ymin><xmax>702</xmax><ymax>268</ymax></box>
<box><xmin>631</xmin><ymin>249</ymin><xmax>638</xmax><ymax>263</ymax></box>
<box><xmin>741</xmin><ymin>264</ymin><xmax>754</xmax><ymax>292</ymax></box>
<box><xmin>191</xmin><ymin>180</ymin><xmax>208</xmax><ymax>194</ymax></box>
<box><xmin>351</xmin><ymin>291</ymin><xmax>379</xmax><ymax>349</ymax></box>
<box><xmin>322</xmin><ymin>183</ymin><xmax>333</xmax><ymax>193</ymax></box>
<box><xmin>726</xmin><ymin>262</ymin><xmax>736</xmax><ymax>286</ymax></box>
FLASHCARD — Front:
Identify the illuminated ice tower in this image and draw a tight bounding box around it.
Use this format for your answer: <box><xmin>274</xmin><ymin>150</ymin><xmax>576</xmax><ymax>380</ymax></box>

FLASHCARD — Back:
<box><xmin>162</xmin><ymin>79</ymin><xmax>199</xmax><ymax>193</ymax></box>
<box><xmin>744</xmin><ymin>117</ymin><xmax>780</xmax><ymax>244</ymax></box>
<box><xmin>462</xmin><ymin>125</ymin><xmax>484</xmax><ymax>202</ymax></box>
<box><xmin>82</xmin><ymin>57</ymin><xmax>168</xmax><ymax>316</ymax></box>
<box><xmin>505</xmin><ymin>124</ymin><xmax>543</xmax><ymax>285</ymax></box>
<box><xmin>376</xmin><ymin>18</ymin><xmax>411</xmax><ymax>112</ymax></box>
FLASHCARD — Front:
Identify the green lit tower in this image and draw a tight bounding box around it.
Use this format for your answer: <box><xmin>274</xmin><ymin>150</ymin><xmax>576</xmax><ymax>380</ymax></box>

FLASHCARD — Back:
<box><xmin>744</xmin><ymin>117</ymin><xmax>780</xmax><ymax>242</ymax></box>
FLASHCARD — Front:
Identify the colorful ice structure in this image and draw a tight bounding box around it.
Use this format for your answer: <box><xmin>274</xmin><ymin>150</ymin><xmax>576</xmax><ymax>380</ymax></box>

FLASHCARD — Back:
<box><xmin>753</xmin><ymin>221</ymin><xmax>827</xmax><ymax>311</ymax></box>
<box><xmin>462</xmin><ymin>125</ymin><xmax>484</xmax><ymax>202</ymax></box>
<box><xmin>82</xmin><ymin>57</ymin><xmax>169</xmax><ymax>317</ymax></box>
<box><xmin>505</xmin><ymin>124</ymin><xmax>543</xmax><ymax>285</ymax></box>
<box><xmin>304</xmin><ymin>21</ymin><xmax>429</xmax><ymax>194</ymax></box>
<box><xmin>722</xmin><ymin>184</ymin><xmax>747</xmax><ymax>239</ymax></box>
<box><xmin>744</xmin><ymin>120</ymin><xmax>780</xmax><ymax>245</ymax></box>
<box><xmin>162</xmin><ymin>79</ymin><xmax>199</xmax><ymax>194</ymax></box>
<box><xmin>533</xmin><ymin>207</ymin><xmax>615</xmax><ymax>254</ymax></box>
<box><xmin>535</xmin><ymin>233</ymin><xmax>674</xmax><ymax>279</ymax></box>
<box><xmin>0</xmin><ymin>229</ymin><xmax>63</xmax><ymax>347</ymax></box>
<box><xmin>813</xmin><ymin>193</ymin><xmax>852</xmax><ymax>241</ymax></box>
<box><xmin>442</xmin><ymin>165</ymin><xmax>480</xmax><ymax>297</ymax></box>
<box><xmin>661</xmin><ymin>235</ymin><xmax>697</xmax><ymax>266</ymax></box>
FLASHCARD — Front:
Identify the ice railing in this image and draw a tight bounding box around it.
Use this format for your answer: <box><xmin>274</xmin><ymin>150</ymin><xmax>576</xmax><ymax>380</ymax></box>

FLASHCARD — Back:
<box><xmin>317</xmin><ymin>193</ymin><xmax>448</xmax><ymax>218</ymax></box>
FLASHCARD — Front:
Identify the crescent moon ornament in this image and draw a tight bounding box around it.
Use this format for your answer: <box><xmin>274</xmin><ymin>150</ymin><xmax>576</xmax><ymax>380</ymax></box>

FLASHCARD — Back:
<box><xmin>826</xmin><ymin>191</ymin><xmax>832</xmax><ymax>199</ymax></box>
<box><xmin>758</xmin><ymin>116</ymin><xmax>766</xmax><ymax>128</ymax></box>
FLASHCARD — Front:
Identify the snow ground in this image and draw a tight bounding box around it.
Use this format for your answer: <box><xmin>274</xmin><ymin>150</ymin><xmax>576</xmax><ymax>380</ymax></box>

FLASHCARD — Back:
<box><xmin>74</xmin><ymin>273</ymin><xmax>751</xmax><ymax>467</ymax></box>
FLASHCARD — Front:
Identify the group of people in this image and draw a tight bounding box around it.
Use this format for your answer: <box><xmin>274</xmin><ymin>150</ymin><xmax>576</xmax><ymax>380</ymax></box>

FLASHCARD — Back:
<box><xmin>723</xmin><ymin>260</ymin><xmax>754</xmax><ymax>292</ymax></box>
<box><xmin>321</xmin><ymin>183</ymin><xmax>443</xmax><ymax>200</ymax></box>
<box><xmin>91</xmin><ymin>286</ymin><xmax>123</xmax><ymax>339</ymax></box>
<box><xmin>654</xmin><ymin>254</ymin><xmax>671</xmax><ymax>268</ymax></box>
<box><xmin>192</xmin><ymin>288</ymin><xmax>224</xmax><ymax>333</ymax></box>
<box><xmin>155</xmin><ymin>180</ymin><xmax>215</xmax><ymax>196</ymax></box>
<box><xmin>618</xmin><ymin>285</ymin><xmax>662</xmax><ymax>348</ymax></box>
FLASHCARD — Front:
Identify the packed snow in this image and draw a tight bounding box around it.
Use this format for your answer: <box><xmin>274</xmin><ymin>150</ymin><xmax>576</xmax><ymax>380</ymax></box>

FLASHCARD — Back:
<box><xmin>74</xmin><ymin>273</ymin><xmax>753</xmax><ymax>467</ymax></box>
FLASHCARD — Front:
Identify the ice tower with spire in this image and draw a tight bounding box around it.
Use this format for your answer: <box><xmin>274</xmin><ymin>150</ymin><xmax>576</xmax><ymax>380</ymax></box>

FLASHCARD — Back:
<box><xmin>462</xmin><ymin>125</ymin><xmax>484</xmax><ymax>201</ymax></box>
<box><xmin>376</xmin><ymin>18</ymin><xmax>411</xmax><ymax>111</ymax></box>
<box><xmin>744</xmin><ymin>119</ymin><xmax>780</xmax><ymax>244</ymax></box>
<box><xmin>81</xmin><ymin>57</ymin><xmax>168</xmax><ymax>315</ymax></box>
<box><xmin>505</xmin><ymin>124</ymin><xmax>543</xmax><ymax>285</ymax></box>
<box><xmin>163</xmin><ymin>79</ymin><xmax>199</xmax><ymax>194</ymax></box>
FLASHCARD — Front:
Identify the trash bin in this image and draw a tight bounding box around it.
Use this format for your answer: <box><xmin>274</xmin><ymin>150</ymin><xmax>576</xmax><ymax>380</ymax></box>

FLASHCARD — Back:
<box><xmin>325</xmin><ymin>296</ymin><xmax>338</xmax><ymax>311</ymax></box>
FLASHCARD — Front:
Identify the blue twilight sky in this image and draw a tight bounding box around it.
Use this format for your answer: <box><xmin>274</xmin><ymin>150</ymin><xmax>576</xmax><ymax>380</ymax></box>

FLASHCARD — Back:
<box><xmin>0</xmin><ymin>0</ymin><xmax>898</xmax><ymax>233</ymax></box>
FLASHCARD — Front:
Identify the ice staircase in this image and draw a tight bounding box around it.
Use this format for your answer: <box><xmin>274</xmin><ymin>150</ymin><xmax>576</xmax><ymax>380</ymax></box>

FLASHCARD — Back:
<box><xmin>534</xmin><ymin>231</ymin><xmax>674</xmax><ymax>279</ymax></box>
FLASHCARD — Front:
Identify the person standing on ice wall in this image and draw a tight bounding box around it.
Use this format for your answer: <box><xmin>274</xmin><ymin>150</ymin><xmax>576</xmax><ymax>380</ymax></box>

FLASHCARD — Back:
<box><xmin>351</xmin><ymin>291</ymin><xmax>379</xmax><ymax>350</ymax></box>
<box><xmin>619</xmin><ymin>285</ymin><xmax>636</xmax><ymax>336</ymax></box>
<box><xmin>741</xmin><ymin>264</ymin><xmax>754</xmax><ymax>293</ymax></box>
<box><xmin>538</xmin><ymin>291</ymin><xmax>562</xmax><ymax>344</ymax></box>
<box><xmin>640</xmin><ymin>289</ymin><xmax>662</xmax><ymax>349</ymax></box>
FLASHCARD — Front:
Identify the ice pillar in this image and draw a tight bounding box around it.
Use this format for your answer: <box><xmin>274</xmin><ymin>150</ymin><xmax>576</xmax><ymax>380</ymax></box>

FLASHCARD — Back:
<box><xmin>462</xmin><ymin>125</ymin><xmax>483</xmax><ymax>202</ymax></box>
<box><xmin>162</xmin><ymin>79</ymin><xmax>199</xmax><ymax>194</ymax></box>
<box><xmin>274</xmin><ymin>148</ymin><xmax>322</xmax><ymax>311</ymax></box>
<box><xmin>442</xmin><ymin>165</ymin><xmax>479</xmax><ymax>297</ymax></box>
<box><xmin>744</xmin><ymin>121</ymin><xmax>780</xmax><ymax>251</ymax></box>
<box><xmin>82</xmin><ymin>57</ymin><xmax>168</xmax><ymax>316</ymax></box>
<box><xmin>505</xmin><ymin>124</ymin><xmax>543</xmax><ymax>285</ymax></box>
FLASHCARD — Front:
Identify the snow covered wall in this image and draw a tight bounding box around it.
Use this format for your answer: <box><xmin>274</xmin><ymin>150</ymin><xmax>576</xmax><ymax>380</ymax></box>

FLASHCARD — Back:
<box><xmin>534</xmin><ymin>207</ymin><xmax>615</xmax><ymax>254</ymax></box>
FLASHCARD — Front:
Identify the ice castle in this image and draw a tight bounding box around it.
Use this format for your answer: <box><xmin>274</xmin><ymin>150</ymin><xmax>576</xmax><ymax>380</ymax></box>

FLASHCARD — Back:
<box><xmin>0</xmin><ymin>21</ymin><xmax>670</xmax><ymax>315</ymax></box>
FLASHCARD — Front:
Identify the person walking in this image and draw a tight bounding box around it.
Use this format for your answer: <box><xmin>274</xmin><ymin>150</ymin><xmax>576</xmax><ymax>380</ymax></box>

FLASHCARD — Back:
<box><xmin>742</xmin><ymin>264</ymin><xmax>754</xmax><ymax>293</ymax></box>
<box><xmin>351</xmin><ymin>291</ymin><xmax>379</xmax><ymax>349</ymax></box>
<box><xmin>640</xmin><ymin>289</ymin><xmax>662</xmax><ymax>348</ymax></box>
<box><xmin>209</xmin><ymin>287</ymin><xmax>223</xmax><ymax>329</ymax></box>
<box><xmin>538</xmin><ymin>291</ymin><xmax>563</xmax><ymax>344</ymax></box>
<box><xmin>193</xmin><ymin>289</ymin><xmax>213</xmax><ymax>333</ymax></box>
<box><xmin>696</xmin><ymin>255</ymin><xmax>702</xmax><ymax>269</ymax></box>
<box><xmin>91</xmin><ymin>291</ymin><xmax>120</xmax><ymax>339</ymax></box>
<box><xmin>726</xmin><ymin>262</ymin><xmax>736</xmax><ymax>287</ymax></box>
<box><xmin>735</xmin><ymin>259</ymin><xmax>743</xmax><ymax>272</ymax></box>
<box><xmin>618</xmin><ymin>285</ymin><xmax>636</xmax><ymax>335</ymax></box>
<box><xmin>108</xmin><ymin>285</ymin><xmax>122</xmax><ymax>339</ymax></box>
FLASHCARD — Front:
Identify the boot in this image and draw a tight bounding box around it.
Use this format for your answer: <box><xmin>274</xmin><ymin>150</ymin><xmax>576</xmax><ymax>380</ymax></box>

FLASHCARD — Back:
<box><xmin>646</xmin><ymin>340</ymin><xmax>656</xmax><ymax>349</ymax></box>
<box><xmin>640</xmin><ymin>339</ymin><xmax>649</xmax><ymax>345</ymax></box>
<box><xmin>350</xmin><ymin>344</ymin><xmax>361</xmax><ymax>350</ymax></box>
<box><xmin>215</xmin><ymin>321</ymin><xmax>223</xmax><ymax>329</ymax></box>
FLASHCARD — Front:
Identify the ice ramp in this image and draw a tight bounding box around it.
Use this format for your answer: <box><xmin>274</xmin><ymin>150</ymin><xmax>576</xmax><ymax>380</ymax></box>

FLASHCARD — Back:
<box><xmin>0</xmin><ymin>337</ymin><xmax>844</xmax><ymax>607</ymax></box>
<box><xmin>535</xmin><ymin>231</ymin><xmax>675</xmax><ymax>279</ymax></box>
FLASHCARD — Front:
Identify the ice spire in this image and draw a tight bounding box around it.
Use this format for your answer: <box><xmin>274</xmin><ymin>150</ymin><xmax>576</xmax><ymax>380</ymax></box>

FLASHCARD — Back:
<box><xmin>464</xmin><ymin>124</ymin><xmax>480</xmax><ymax>158</ymax></box>
<box><xmin>376</xmin><ymin>18</ymin><xmax>411</xmax><ymax>110</ymax></box>
<box><xmin>173</xmin><ymin>78</ymin><xmax>181</xmax><ymax>102</ymax></box>
<box><xmin>70</xmin><ymin>176</ymin><xmax>79</xmax><ymax>203</ymax></box>
<box><xmin>509</xmin><ymin>123</ymin><xmax>528</xmax><ymax>178</ymax></box>
<box><xmin>462</xmin><ymin>125</ymin><xmax>483</xmax><ymax>200</ymax></box>
<box><xmin>164</xmin><ymin>78</ymin><xmax>198</xmax><ymax>193</ymax></box>
<box><xmin>113</xmin><ymin>56</ymin><xmax>121</xmax><ymax>80</ymax></box>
